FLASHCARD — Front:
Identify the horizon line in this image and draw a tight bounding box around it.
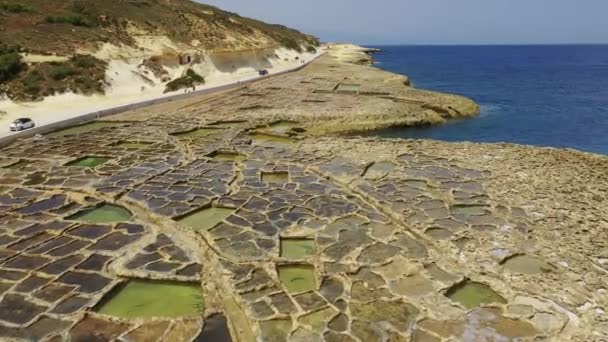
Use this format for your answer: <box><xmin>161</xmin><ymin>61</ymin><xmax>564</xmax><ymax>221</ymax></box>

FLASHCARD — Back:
<box><xmin>351</xmin><ymin>43</ymin><xmax>608</xmax><ymax>47</ymax></box>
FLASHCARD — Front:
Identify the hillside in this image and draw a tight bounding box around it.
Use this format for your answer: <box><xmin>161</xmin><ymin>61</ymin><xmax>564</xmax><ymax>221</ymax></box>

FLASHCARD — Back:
<box><xmin>0</xmin><ymin>0</ymin><xmax>319</xmax><ymax>101</ymax></box>
<box><xmin>0</xmin><ymin>0</ymin><xmax>318</xmax><ymax>55</ymax></box>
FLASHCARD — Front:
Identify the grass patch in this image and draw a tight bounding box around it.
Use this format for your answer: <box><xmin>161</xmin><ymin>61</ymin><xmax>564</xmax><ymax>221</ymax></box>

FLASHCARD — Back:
<box><xmin>0</xmin><ymin>44</ymin><xmax>23</xmax><ymax>83</ymax></box>
<box><xmin>278</xmin><ymin>37</ymin><xmax>302</xmax><ymax>52</ymax></box>
<box><xmin>49</xmin><ymin>64</ymin><xmax>78</xmax><ymax>80</ymax></box>
<box><xmin>71</xmin><ymin>55</ymin><xmax>99</xmax><ymax>68</ymax></box>
<box><xmin>306</xmin><ymin>45</ymin><xmax>317</xmax><ymax>54</ymax></box>
<box><xmin>0</xmin><ymin>2</ymin><xmax>34</xmax><ymax>13</ymax></box>
<box><xmin>46</xmin><ymin>15</ymin><xmax>92</xmax><ymax>27</ymax></box>
<box><xmin>2</xmin><ymin>54</ymin><xmax>107</xmax><ymax>101</ymax></box>
<box><xmin>23</xmin><ymin>70</ymin><xmax>43</xmax><ymax>95</ymax></box>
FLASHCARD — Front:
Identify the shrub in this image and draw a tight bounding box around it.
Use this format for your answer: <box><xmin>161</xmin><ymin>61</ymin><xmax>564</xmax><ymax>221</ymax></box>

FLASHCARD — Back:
<box><xmin>164</xmin><ymin>69</ymin><xmax>205</xmax><ymax>93</ymax></box>
<box><xmin>46</xmin><ymin>15</ymin><xmax>92</xmax><ymax>27</ymax></box>
<box><xmin>71</xmin><ymin>1</ymin><xmax>90</xmax><ymax>15</ymax></box>
<box><xmin>185</xmin><ymin>69</ymin><xmax>205</xmax><ymax>84</ymax></box>
<box><xmin>71</xmin><ymin>55</ymin><xmax>99</xmax><ymax>68</ymax></box>
<box><xmin>49</xmin><ymin>64</ymin><xmax>78</xmax><ymax>80</ymax></box>
<box><xmin>278</xmin><ymin>37</ymin><xmax>302</xmax><ymax>52</ymax></box>
<box><xmin>306</xmin><ymin>46</ymin><xmax>317</xmax><ymax>54</ymax></box>
<box><xmin>0</xmin><ymin>2</ymin><xmax>33</xmax><ymax>13</ymax></box>
<box><xmin>0</xmin><ymin>50</ymin><xmax>22</xmax><ymax>82</ymax></box>
<box><xmin>164</xmin><ymin>76</ymin><xmax>192</xmax><ymax>93</ymax></box>
<box><xmin>23</xmin><ymin>70</ymin><xmax>43</xmax><ymax>94</ymax></box>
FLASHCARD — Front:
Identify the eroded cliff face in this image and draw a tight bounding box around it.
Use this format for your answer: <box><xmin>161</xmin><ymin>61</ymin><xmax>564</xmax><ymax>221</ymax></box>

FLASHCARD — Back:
<box><xmin>0</xmin><ymin>0</ymin><xmax>320</xmax><ymax>107</ymax></box>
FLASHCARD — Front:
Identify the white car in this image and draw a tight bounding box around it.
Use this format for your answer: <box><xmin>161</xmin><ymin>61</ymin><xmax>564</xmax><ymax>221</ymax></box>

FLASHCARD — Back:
<box><xmin>9</xmin><ymin>118</ymin><xmax>35</xmax><ymax>132</ymax></box>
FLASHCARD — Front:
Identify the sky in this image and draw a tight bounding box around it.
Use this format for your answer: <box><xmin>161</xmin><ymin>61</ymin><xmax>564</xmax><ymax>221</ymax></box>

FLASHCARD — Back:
<box><xmin>199</xmin><ymin>0</ymin><xmax>608</xmax><ymax>45</ymax></box>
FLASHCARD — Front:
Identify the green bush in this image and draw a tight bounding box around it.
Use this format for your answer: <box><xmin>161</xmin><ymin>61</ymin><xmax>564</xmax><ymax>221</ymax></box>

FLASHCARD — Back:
<box><xmin>23</xmin><ymin>70</ymin><xmax>43</xmax><ymax>94</ymax></box>
<box><xmin>0</xmin><ymin>50</ymin><xmax>22</xmax><ymax>82</ymax></box>
<box><xmin>0</xmin><ymin>2</ymin><xmax>33</xmax><ymax>13</ymax></box>
<box><xmin>185</xmin><ymin>69</ymin><xmax>205</xmax><ymax>83</ymax></box>
<box><xmin>278</xmin><ymin>37</ymin><xmax>302</xmax><ymax>52</ymax></box>
<box><xmin>71</xmin><ymin>55</ymin><xmax>99</xmax><ymax>68</ymax></box>
<box><xmin>46</xmin><ymin>15</ymin><xmax>92</xmax><ymax>27</ymax></box>
<box><xmin>49</xmin><ymin>64</ymin><xmax>78</xmax><ymax>80</ymax></box>
<box><xmin>164</xmin><ymin>69</ymin><xmax>205</xmax><ymax>93</ymax></box>
<box><xmin>306</xmin><ymin>46</ymin><xmax>317</xmax><ymax>54</ymax></box>
<box><xmin>164</xmin><ymin>76</ymin><xmax>192</xmax><ymax>93</ymax></box>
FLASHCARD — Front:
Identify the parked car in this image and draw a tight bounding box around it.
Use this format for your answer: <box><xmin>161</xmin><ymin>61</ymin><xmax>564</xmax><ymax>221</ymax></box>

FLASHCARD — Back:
<box><xmin>258</xmin><ymin>69</ymin><xmax>269</xmax><ymax>76</ymax></box>
<box><xmin>9</xmin><ymin>118</ymin><xmax>35</xmax><ymax>132</ymax></box>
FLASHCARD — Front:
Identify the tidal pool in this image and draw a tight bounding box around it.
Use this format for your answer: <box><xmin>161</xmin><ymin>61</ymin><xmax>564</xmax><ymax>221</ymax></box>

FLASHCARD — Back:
<box><xmin>177</xmin><ymin>207</ymin><xmax>235</xmax><ymax>232</ymax></box>
<box><xmin>67</xmin><ymin>204</ymin><xmax>132</xmax><ymax>223</ymax></box>
<box><xmin>47</xmin><ymin>122</ymin><xmax>121</xmax><ymax>137</ymax></box>
<box><xmin>2</xmin><ymin>160</ymin><xmax>28</xmax><ymax>169</ymax></box>
<box><xmin>210</xmin><ymin>151</ymin><xmax>246</xmax><ymax>162</ymax></box>
<box><xmin>268</xmin><ymin>121</ymin><xmax>299</xmax><ymax>134</ymax></box>
<box><xmin>364</xmin><ymin>161</ymin><xmax>396</xmax><ymax>179</ymax></box>
<box><xmin>115</xmin><ymin>141</ymin><xmax>153</xmax><ymax>149</ymax></box>
<box><xmin>209</xmin><ymin>120</ymin><xmax>247</xmax><ymax>128</ymax></box>
<box><xmin>280</xmin><ymin>238</ymin><xmax>315</xmax><ymax>259</ymax></box>
<box><xmin>337</xmin><ymin>83</ymin><xmax>361</xmax><ymax>93</ymax></box>
<box><xmin>450</xmin><ymin>205</ymin><xmax>489</xmax><ymax>216</ymax></box>
<box><xmin>262</xmin><ymin>171</ymin><xmax>289</xmax><ymax>184</ymax></box>
<box><xmin>196</xmin><ymin>314</ymin><xmax>232</xmax><ymax>341</ymax></box>
<box><xmin>445</xmin><ymin>281</ymin><xmax>506</xmax><ymax>309</ymax></box>
<box><xmin>24</xmin><ymin>172</ymin><xmax>47</xmax><ymax>186</ymax></box>
<box><xmin>502</xmin><ymin>255</ymin><xmax>555</xmax><ymax>274</ymax></box>
<box><xmin>425</xmin><ymin>227</ymin><xmax>452</xmax><ymax>240</ymax></box>
<box><xmin>96</xmin><ymin>280</ymin><xmax>204</xmax><ymax>319</ymax></box>
<box><xmin>251</xmin><ymin>133</ymin><xmax>293</xmax><ymax>146</ymax></box>
<box><xmin>171</xmin><ymin>128</ymin><xmax>222</xmax><ymax>138</ymax></box>
<box><xmin>277</xmin><ymin>264</ymin><xmax>316</xmax><ymax>294</ymax></box>
<box><xmin>65</xmin><ymin>156</ymin><xmax>110</xmax><ymax>168</ymax></box>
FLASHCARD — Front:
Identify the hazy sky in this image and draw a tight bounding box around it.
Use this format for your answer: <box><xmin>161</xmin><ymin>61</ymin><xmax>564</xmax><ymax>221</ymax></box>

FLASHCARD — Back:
<box><xmin>200</xmin><ymin>0</ymin><xmax>608</xmax><ymax>45</ymax></box>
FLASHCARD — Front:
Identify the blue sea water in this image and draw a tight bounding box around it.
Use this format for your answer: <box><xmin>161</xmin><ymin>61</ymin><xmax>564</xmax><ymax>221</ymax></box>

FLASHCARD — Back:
<box><xmin>364</xmin><ymin>45</ymin><xmax>608</xmax><ymax>155</ymax></box>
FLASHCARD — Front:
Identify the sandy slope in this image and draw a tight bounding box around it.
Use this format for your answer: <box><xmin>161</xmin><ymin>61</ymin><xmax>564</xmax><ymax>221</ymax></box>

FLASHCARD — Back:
<box><xmin>0</xmin><ymin>47</ymin><xmax>321</xmax><ymax>137</ymax></box>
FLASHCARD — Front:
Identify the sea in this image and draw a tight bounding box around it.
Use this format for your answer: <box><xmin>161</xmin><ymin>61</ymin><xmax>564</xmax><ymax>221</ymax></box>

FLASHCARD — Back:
<box><xmin>360</xmin><ymin>45</ymin><xmax>608</xmax><ymax>155</ymax></box>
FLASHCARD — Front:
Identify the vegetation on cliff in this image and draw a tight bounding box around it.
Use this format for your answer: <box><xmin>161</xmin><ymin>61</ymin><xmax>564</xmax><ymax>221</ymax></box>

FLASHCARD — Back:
<box><xmin>0</xmin><ymin>44</ymin><xmax>23</xmax><ymax>83</ymax></box>
<box><xmin>0</xmin><ymin>0</ymin><xmax>319</xmax><ymax>56</ymax></box>
<box><xmin>0</xmin><ymin>53</ymin><xmax>107</xmax><ymax>101</ymax></box>
<box><xmin>0</xmin><ymin>0</ymin><xmax>319</xmax><ymax>102</ymax></box>
<box><xmin>164</xmin><ymin>69</ymin><xmax>205</xmax><ymax>93</ymax></box>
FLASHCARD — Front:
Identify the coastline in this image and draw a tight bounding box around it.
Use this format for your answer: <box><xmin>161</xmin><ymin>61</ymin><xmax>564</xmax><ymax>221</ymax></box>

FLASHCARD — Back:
<box><xmin>0</xmin><ymin>43</ymin><xmax>606</xmax><ymax>340</ymax></box>
<box><xmin>0</xmin><ymin>47</ymin><xmax>323</xmax><ymax>138</ymax></box>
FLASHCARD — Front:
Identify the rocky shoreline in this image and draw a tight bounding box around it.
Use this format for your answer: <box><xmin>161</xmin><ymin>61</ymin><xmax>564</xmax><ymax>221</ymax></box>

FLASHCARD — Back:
<box><xmin>0</xmin><ymin>44</ymin><xmax>606</xmax><ymax>341</ymax></box>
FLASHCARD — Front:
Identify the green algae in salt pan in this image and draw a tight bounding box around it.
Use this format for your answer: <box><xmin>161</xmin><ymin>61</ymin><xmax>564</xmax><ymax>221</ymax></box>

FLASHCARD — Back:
<box><xmin>116</xmin><ymin>141</ymin><xmax>153</xmax><ymax>149</ymax></box>
<box><xmin>211</xmin><ymin>152</ymin><xmax>246</xmax><ymax>162</ymax></box>
<box><xmin>47</xmin><ymin>122</ymin><xmax>121</xmax><ymax>137</ymax></box>
<box><xmin>251</xmin><ymin>133</ymin><xmax>293</xmax><ymax>146</ymax></box>
<box><xmin>65</xmin><ymin>156</ymin><xmax>110</xmax><ymax>168</ymax></box>
<box><xmin>177</xmin><ymin>207</ymin><xmax>234</xmax><ymax>232</ymax></box>
<box><xmin>262</xmin><ymin>172</ymin><xmax>289</xmax><ymax>184</ymax></box>
<box><xmin>96</xmin><ymin>280</ymin><xmax>203</xmax><ymax>319</ymax></box>
<box><xmin>268</xmin><ymin>121</ymin><xmax>299</xmax><ymax>134</ymax></box>
<box><xmin>277</xmin><ymin>264</ymin><xmax>316</xmax><ymax>293</ymax></box>
<box><xmin>209</xmin><ymin>120</ymin><xmax>247</xmax><ymax>128</ymax></box>
<box><xmin>2</xmin><ymin>160</ymin><xmax>28</xmax><ymax>169</ymax></box>
<box><xmin>337</xmin><ymin>83</ymin><xmax>360</xmax><ymax>93</ymax></box>
<box><xmin>68</xmin><ymin>204</ymin><xmax>132</xmax><ymax>224</ymax></box>
<box><xmin>172</xmin><ymin>128</ymin><xmax>222</xmax><ymax>138</ymax></box>
<box><xmin>502</xmin><ymin>255</ymin><xmax>555</xmax><ymax>274</ymax></box>
<box><xmin>450</xmin><ymin>205</ymin><xmax>489</xmax><ymax>216</ymax></box>
<box><xmin>280</xmin><ymin>238</ymin><xmax>315</xmax><ymax>259</ymax></box>
<box><xmin>446</xmin><ymin>281</ymin><xmax>506</xmax><ymax>309</ymax></box>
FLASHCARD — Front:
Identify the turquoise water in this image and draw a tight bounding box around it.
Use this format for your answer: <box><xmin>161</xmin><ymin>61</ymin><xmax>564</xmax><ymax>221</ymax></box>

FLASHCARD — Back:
<box><xmin>363</xmin><ymin>45</ymin><xmax>608</xmax><ymax>155</ymax></box>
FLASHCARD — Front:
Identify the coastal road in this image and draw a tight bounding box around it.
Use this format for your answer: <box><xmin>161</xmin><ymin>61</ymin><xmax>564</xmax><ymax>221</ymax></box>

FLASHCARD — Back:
<box><xmin>0</xmin><ymin>49</ymin><xmax>325</xmax><ymax>142</ymax></box>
